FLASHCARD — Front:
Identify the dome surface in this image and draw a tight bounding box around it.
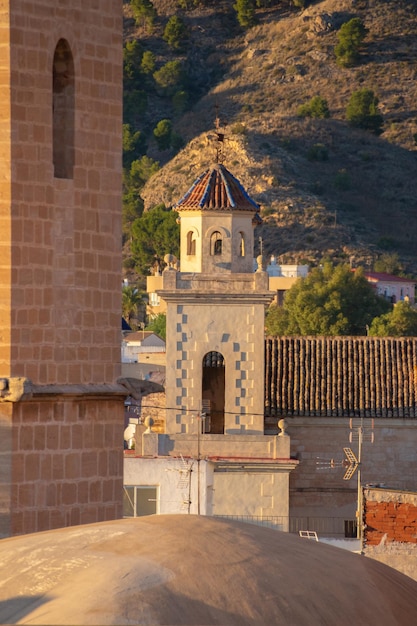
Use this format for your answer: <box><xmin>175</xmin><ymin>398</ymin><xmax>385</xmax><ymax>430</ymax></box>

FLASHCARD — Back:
<box><xmin>0</xmin><ymin>515</ymin><xmax>416</xmax><ymax>625</ymax></box>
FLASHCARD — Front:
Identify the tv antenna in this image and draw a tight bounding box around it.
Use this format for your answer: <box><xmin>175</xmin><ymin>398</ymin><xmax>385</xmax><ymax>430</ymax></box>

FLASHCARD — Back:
<box><xmin>164</xmin><ymin>455</ymin><xmax>194</xmax><ymax>513</ymax></box>
<box><xmin>316</xmin><ymin>417</ymin><xmax>374</xmax><ymax>545</ymax></box>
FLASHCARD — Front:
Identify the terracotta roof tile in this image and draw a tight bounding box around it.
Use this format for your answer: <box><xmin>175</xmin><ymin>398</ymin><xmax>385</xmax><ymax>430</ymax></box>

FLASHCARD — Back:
<box><xmin>174</xmin><ymin>163</ymin><xmax>260</xmax><ymax>214</ymax></box>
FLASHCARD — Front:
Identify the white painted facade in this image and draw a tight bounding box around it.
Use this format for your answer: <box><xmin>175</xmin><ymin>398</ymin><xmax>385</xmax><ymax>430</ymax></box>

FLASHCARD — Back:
<box><xmin>121</xmin><ymin>331</ymin><xmax>165</xmax><ymax>363</ymax></box>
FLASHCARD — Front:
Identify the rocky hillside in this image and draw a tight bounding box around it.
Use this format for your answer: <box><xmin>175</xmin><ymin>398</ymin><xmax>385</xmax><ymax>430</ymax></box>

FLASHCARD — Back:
<box><xmin>126</xmin><ymin>0</ymin><xmax>417</xmax><ymax>274</ymax></box>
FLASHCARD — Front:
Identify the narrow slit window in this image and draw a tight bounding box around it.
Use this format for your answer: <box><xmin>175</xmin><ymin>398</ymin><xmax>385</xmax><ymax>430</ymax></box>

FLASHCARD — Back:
<box><xmin>53</xmin><ymin>39</ymin><xmax>75</xmax><ymax>179</ymax></box>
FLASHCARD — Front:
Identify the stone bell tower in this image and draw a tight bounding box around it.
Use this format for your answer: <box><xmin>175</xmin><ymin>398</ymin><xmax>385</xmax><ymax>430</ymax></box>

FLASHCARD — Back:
<box><xmin>0</xmin><ymin>1</ymin><xmax>124</xmax><ymax>536</ymax></box>
<box><xmin>126</xmin><ymin>151</ymin><xmax>298</xmax><ymax>524</ymax></box>
<box><xmin>160</xmin><ymin>162</ymin><xmax>273</xmax><ymax>436</ymax></box>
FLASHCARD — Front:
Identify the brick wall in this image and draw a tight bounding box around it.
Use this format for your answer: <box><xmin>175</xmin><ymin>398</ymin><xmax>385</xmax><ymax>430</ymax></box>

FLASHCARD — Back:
<box><xmin>364</xmin><ymin>488</ymin><xmax>417</xmax><ymax>546</ymax></box>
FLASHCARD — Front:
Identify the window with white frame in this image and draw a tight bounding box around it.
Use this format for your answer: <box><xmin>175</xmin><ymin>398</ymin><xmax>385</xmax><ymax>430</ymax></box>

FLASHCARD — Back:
<box><xmin>123</xmin><ymin>486</ymin><xmax>158</xmax><ymax>517</ymax></box>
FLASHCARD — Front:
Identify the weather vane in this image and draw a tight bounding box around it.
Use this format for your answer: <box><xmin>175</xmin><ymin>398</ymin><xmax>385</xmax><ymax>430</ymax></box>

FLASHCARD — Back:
<box><xmin>214</xmin><ymin>103</ymin><xmax>226</xmax><ymax>164</ymax></box>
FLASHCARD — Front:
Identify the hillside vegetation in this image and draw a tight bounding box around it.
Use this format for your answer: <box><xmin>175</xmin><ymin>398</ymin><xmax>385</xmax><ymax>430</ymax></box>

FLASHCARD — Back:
<box><xmin>123</xmin><ymin>0</ymin><xmax>417</xmax><ymax>277</ymax></box>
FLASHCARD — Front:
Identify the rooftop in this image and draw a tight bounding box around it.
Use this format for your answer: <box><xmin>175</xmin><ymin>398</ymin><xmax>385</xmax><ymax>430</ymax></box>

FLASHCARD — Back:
<box><xmin>174</xmin><ymin>162</ymin><xmax>261</xmax><ymax>215</ymax></box>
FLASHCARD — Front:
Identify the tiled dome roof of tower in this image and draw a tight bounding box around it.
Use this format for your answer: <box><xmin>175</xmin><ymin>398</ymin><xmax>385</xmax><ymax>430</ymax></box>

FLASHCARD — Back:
<box><xmin>174</xmin><ymin>163</ymin><xmax>261</xmax><ymax>215</ymax></box>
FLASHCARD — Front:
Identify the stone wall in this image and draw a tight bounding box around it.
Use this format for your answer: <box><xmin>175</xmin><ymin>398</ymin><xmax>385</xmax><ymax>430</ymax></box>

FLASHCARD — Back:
<box><xmin>363</xmin><ymin>487</ymin><xmax>417</xmax><ymax>582</ymax></box>
<box><xmin>6</xmin><ymin>396</ymin><xmax>124</xmax><ymax>537</ymax></box>
<box><xmin>0</xmin><ymin>1</ymin><xmax>124</xmax><ymax>536</ymax></box>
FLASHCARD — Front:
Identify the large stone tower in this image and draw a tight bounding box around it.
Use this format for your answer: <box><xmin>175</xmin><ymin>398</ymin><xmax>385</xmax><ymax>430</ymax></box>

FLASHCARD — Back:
<box><xmin>161</xmin><ymin>162</ymin><xmax>272</xmax><ymax>435</ymax></box>
<box><xmin>0</xmin><ymin>1</ymin><xmax>124</xmax><ymax>536</ymax></box>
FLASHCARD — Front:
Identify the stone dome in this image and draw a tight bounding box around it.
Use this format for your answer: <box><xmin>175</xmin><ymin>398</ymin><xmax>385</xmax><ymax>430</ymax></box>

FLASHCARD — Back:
<box><xmin>1</xmin><ymin>515</ymin><xmax>416</xmax><ymax>625</ymax></box>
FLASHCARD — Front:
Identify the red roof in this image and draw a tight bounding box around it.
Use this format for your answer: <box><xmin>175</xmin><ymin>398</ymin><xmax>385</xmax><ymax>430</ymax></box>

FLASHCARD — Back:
<box><xmin>174</xmin><ymin>163</ymin><xmax>260</xmax><ymax>215</ymax></box>
<box><xmin>363</xmin><ymin>272</ymin><xmax>415</xmax><ymax>283</ymax></box>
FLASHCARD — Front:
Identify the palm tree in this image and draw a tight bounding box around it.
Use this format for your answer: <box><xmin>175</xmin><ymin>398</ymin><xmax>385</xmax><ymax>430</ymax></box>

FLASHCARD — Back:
<box><xmin>122</xmin><ymin>285</ymin><xmax>146</xmax><ymax>329</ymax></box>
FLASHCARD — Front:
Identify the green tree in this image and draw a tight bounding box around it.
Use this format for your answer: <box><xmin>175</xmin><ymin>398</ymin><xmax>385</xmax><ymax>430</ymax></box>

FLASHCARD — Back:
<box><xmin>153</xmin><ymin>60</ymin><xmax>185</xmax><ymax>96</ymax></box>
<box><xmin>233</xmin><ymin>0</ymin><xmax>257</xmax><ymax>28</ymax></box>
<box><xmin>122</xmin><ymin>285</ymin><xmax>147</xmax><ymax>328</ymax></box>
<box><xmin>146</xmin><ymin>313</ymin><xmax>167</xmax><ymax>340</ymax></box>
<box><xmin>123</xmin><ymin>39</ymin><xmax>143</xmax><ymax>86</ymax></box>
<box><xmin>373</xmin><ymin>253</ymin><xmax>402</xmax><ymax>275</ymax></box>
<box><xmin>131</xmin><ymin>204</ymin><xmax>180</xmax><ymax>275</ymax></box>
<box><xmin>163</xmin><ymin>15</ymin><xmax>189</xmax><ymax>50</ymax></box>
<box><xmin>172</xmin><ymin>89</ymin><xmax>189</xmax><ymax>114</ymax></box>
<box><xmin>335</xmin><ymin>17</ymin><xmax>368</xmax><ymax>67</ymax></box>
<box><xmin>140</xmin><ymin>50</ymin><xmax>156</xmax><ymax>75</ymax></box>
<box><xmin>297</xmin><ymin>96</ymin><xmax>330</xmax><ymax>119</ymax></box>
<box><xmin>265</xmin><ymin>263</ymin><xmax>390</xmax><ymax>336</ymax></box>
<box><xmin>122</xmin><ymin>156</ymin><xmax>160</xmax><ymax>240</ymax></box>
<box><xmin>123</xmin><ymin>124</ymin><xmax>147</xmax><ymax>168</ymax></box>
<box><xmin>368</xmin><ymin>301</ymin><xmax>417</xmax><ymax>337</ymax></box>
<box><xmin>346</xmin><ymin>88</ymin><xmax>383</xmax><ymax>135</ymax></box>
<box><xmin>123</xmin><ymin>89</ymin><xmax>148</xmax><ymax>125</ymax></box>
<box><xmin>177</xmin><ymin>0</ymin><xmax>201</xmax><ymax>8</ymax></box>
<box><xmin>131</xmin><ymin>0</ymin><xmax>157</xmax><ymax>32</ymax></box>
<box><xmin>129</xmin><ymin>155</ymin><xmax>160</xmax><ymax>188</ymax></box>
<box><xmin>122</xmin><ymin>189</ymin><xmax>144</xmax><ymax>240</ymax></box>
<box><xmin>153</xmin><ymin>119</ymin><xmax>173</xmax><ymax>150</ymax></box>
<box><xmin>292</xmin><ymin>0</ymin><xmax>307</xmax><ymax>8</ymax></box>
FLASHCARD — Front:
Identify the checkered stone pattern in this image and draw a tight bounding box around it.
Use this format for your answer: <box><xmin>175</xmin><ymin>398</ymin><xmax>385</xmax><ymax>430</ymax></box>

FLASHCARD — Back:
<box><xmin>233</xmin><ymin>338</ymin><xmax>256</xmax><ymax>431</ymax></box>
<box><xmin>172</xmin><ymin>307</ymin><xmax>198</xmax><ymax>434</ymax></box>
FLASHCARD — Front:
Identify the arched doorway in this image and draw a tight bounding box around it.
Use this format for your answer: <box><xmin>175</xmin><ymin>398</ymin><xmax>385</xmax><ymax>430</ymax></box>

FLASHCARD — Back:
<box><xmin>202</xmin><ymin>351</ymin><xmax>225</xmax><ymax>434</ymax></box>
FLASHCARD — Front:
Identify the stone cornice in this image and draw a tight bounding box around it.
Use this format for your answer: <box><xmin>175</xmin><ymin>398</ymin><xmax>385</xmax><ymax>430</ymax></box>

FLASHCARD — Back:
<box><xmin>157</xmin><ymin>291</ymin><xmax>274</xmax><ymax>305</ymax></box>
<box><xmin>0</xmin><ymin>377</ymin><xmax>132</xmax><ymax>402</ymax></box>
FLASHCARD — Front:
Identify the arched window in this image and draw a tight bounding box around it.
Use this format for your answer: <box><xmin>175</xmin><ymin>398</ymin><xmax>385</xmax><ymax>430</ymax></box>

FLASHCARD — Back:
<box><xmin>187</xmin><ymin>231</ymin><xmax>196</xmax><ymax>256</ymax></box>
<box><xmin>53</xmin><ymin>39</ymin><xmax>75</xmax><ymax>179</ymax></box>
<box><xmin>210</xmin><ymin>231</ymin><xmax>222</xmax><ymax>256</ymax></box>
<box><xmin>202</xmin><ymin>351</ymin><xmax>225</xmax><ymax>434</ymax></box>
<box><xmin>239</xmin><ymin>232</ymin><xmax>245</xmax><ymax>257</ymax></box>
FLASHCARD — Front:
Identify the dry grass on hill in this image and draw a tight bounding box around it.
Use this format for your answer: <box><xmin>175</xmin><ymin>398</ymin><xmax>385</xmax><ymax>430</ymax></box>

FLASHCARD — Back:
<box><xmin>134</xmin><ymin>0</ymin><xmax>417</xmax><ymax>273</ymax></box>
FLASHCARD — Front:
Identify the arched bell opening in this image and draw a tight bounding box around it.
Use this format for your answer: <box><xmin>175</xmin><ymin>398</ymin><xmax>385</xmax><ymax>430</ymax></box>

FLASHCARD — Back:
<box><xmin>202</xmin><ymin>351</ymin><xmax>225</xmax><ymax>434</ymax></box>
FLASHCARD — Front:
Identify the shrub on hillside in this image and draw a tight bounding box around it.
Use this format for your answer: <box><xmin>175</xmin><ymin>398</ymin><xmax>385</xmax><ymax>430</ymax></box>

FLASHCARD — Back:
<box><xmin>131</xmin><ymin>0</ymin><xmax>157</xmax><ymax>32</ymax></box>
<box><xmin>297</xmin><ymin>96</ymin><xmax>330</xmax><ymax>119</ymax></box>
<box><xmin>335</xmin><ymin>17</ymin><xmax>368</xmax><ymax>67</ymax></box>
<box><xmin>346</xmin><ymin>88</ymin><xmax>383</xmax><ymax>135</ymax></box>
<box><xmin>153</xmin><ymin>119</ymin><xmax>173</xmax><ymax>151</ymax></box>
<box><xmin>233</xmin><ymin>0</ymin><xmax>257</xmax><ymax>29</ymax></box>
<box><xmin>153</xmin><ymin>60</ymin><xmax>185</xmax><ymax>97</ymax></box>
<box><xmin>163</xmin><ymin>16</ymin><xmax>189</xmax><ymax>50</ymax></box>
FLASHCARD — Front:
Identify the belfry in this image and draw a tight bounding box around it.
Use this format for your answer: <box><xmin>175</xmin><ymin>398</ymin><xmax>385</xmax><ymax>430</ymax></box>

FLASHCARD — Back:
<box><xmin>163</xmin><ymin>161</ymin><xmax>271</xmax><ymax>436</ymax></box>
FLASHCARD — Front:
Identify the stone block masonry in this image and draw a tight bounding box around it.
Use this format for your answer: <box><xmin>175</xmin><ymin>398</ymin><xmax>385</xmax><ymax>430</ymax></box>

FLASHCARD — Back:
<box><xmin>0</xmin><ymin>1</ymin><xmax>125</xmax><ymax>536</ymax></box>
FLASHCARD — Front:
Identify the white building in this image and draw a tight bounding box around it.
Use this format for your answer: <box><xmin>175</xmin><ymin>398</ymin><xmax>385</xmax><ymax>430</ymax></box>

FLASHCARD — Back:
<box><xmin>121</xmin><ymin>331</ymin><xmax>165</xmax><ymax>364</ymax></box>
